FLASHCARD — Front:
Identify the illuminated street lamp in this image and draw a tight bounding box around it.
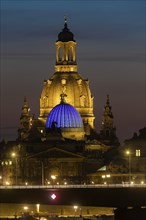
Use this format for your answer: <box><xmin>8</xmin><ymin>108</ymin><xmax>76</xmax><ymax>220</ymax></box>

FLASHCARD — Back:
<box><xmin>36</xmin><ymin>204</ymin><xmax>40</xmax><ymax>213</ymax></box>
<box><xmin>73</xmin><ymin>205</ymin><xmax>78</xmax><ymax>216</ymax></box>
<box><xmin>102</xmin><ymin>174</ymin><xmax>111</xmax><ymax>184</ymax></box>
<box><xmin>51</xmin><ymin>175</ymin><xmax>56</xmax><ymax>184</ymax></box>
<box><xmin>24</xmin><ymin>206</ymin><xmax>28</xmax><ymax>211</ymax></box>
<box><xmin>106</xmin><ymin>174</ymin><xmax>110</xmax><ymax>178</ymax></box>
<box><xmin>5</xmin><ymin>181</ymin><xmax>10</xmax><ymax>185</ymax></box>
<box><xmin>102</xmin><ymin>175</ymin><xmax>106</xmax><ymax>184</ymax></box>
<box><xmin>11</xmin><ymin>152</ymin><xmax>18</xmax><ymax>185</ymax></box>
<box><xmin>23</xmin><ymin>206</ymin><xmax>29</xmax><ymax>216</ymax></box>
<box><xmin>51</xmin><ymin>175</ymin><xmax>56</xmax><ymax>180</ymax></box>
<box><xmin>126</xmin><ymin>150</ymin><xmax>131</xmax><ymax>183</ymax></box>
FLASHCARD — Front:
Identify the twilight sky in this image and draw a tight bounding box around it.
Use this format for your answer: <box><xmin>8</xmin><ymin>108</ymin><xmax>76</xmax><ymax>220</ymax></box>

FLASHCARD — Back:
<box><xmin>0</xmin><ymin>0</ymin><xmax>145</xmax><ymax>143</ymax></box>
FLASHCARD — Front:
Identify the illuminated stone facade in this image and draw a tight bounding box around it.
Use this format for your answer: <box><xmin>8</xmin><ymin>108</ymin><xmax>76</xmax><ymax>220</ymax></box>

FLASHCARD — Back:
<box><xmin>39</xmin><ymin>19</ymin><xmax>94</xmax><ymax>135</ymax></box>
<box><xmin>0</xmin><ymin>19</ymin><xmax>122</xmax><ymax>186</ymax></box>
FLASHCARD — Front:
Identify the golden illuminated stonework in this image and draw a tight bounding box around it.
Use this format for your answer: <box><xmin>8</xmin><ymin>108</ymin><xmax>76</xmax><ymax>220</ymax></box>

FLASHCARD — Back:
<box><xmin>39</xmin><ymin>19</ymin><xmax>95</xmax><ymax>135</ymax></box>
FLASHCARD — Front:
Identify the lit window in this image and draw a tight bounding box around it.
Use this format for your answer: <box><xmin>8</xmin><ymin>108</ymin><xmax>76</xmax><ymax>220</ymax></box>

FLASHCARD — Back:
<box><xmin>136</xmin><ymin>149</ymin><xmax>141</xmax><ymax>157</ymax></box>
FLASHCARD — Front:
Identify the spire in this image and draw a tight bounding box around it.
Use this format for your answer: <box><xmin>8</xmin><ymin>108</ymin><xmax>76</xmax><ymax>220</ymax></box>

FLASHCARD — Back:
<box><xmin>18</xmin><ymin>97</ymin><xmax>32</xmax><ymax>141</ymax></box>
<box><xmin>99</xmin><ymin>95</ymin><xmax>119</xmax><ymax>146</ymax></box>
<box><xmin>24</xmin><ymin>96</ymin><xmax>27</xmax><ymax>103</ymax></box>
<box><xmin>57</xmin><ymin>16</ymin><xmax>75</xmax><ymax>42</ymax></box>
<box><xmin>106</xmin><ymin>94</ymin><xmax>110</xmax><ymax>106</ymax></box>
<box><xmin>104</xmin><ymin>95</ymin><xmax>113</xmax><ymax>122</ymax></box>
<box><xmin>64</xmin><ymin>15</ymin><xmax>68</xmax><ymax>29</ymax></box>
<box><xmin>104</xmin><ymin>94</ymin><xmax>113</xmax><ymax>118</ymax></box>
<box><xmin>21</xmin><ymin>96</ymin><xmax>30</xmax><ymax>117</ymax></box>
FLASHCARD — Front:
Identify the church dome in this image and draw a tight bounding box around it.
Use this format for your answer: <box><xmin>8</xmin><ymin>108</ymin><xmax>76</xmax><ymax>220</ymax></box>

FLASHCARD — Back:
<box><xmin>46</xmin><ymin>97</ymin><xmax>83</xmax><ymax>129</ymax></box>
<box><xmin>39</xmin><ymin>19</ymin><xmax>95</xmax><ymax>135</ymax></box>
<box><xmin>40</xmin><ymin>72</ymin><xmax>94</xmax><ymax>123</ymax></box>
<box><xmin>57</xmin><ymin>18</ymin><xmax>75</xmax><ymax>42</ymax></box>
<box><xmin>40</xmin><ymin>71</ymin><xmax>95</xmax><ymax>137</ymax></box>
<box><xmin>45</xmin><ymin>95</ymin><xmax>85</xmax><ymax>140</ymax></box>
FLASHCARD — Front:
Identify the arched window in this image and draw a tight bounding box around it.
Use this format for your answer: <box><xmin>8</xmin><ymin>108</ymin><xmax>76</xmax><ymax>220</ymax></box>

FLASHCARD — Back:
<box><xmin>68</xmin><ymin>47</ymin><xmax>73</xmax><ymax>61</ymax></box>
<box><xmin>58</xmin><ymin>47</ymin><xmax>63</xmax><ymax>61</ymax></box>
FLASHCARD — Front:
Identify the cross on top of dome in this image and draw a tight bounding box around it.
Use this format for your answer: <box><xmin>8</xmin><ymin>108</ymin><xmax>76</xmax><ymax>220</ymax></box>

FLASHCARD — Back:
<box><xmin>57</xmin><ymin>17</ymin><xmax>75</xmax><ymax>42</ymax></box>
<box><xmin>64</xmin><ymin>15</ymin><xmax>68</xmax><ymax>28</ymax></box>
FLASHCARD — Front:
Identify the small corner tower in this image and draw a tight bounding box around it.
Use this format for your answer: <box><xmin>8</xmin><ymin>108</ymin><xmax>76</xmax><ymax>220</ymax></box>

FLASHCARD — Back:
<box><xmin>55</xmin><ymin>17</ymin><xmax>77</xmax><ymax>72</ymax></box>
<box><xmin>18</xmin><ymin>97</ymin><xmax>32</xmax><ymax>141</ymax></box>
<box><xmin>99</xmin><ymin>95</ymin><xmax>119</xmax><ymax>146</ymax></box>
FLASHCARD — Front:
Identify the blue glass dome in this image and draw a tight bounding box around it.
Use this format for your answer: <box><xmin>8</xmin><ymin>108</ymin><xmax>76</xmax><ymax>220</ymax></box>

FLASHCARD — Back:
<box><xmin>46</xmin><ymin>102</ymin><xmax>83</xmax><ymax>129</ymax></box>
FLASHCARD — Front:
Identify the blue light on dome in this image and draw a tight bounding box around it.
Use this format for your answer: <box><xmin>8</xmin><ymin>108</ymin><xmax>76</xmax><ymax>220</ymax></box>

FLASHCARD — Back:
<box><xmin>46</xmin><ymin>103</ymin><xmax>83</xmax><ymax>128</ymax></box>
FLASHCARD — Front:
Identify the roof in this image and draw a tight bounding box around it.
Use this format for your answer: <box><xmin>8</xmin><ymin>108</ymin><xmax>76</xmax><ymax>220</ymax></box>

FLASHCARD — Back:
<box><xmin>57</xmin><ymin>19</ymin><xmax>75</xmax><ymax>42</ymax></box>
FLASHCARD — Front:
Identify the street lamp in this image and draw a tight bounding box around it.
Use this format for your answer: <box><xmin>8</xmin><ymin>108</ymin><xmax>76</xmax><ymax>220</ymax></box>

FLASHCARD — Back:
<box><xmin>41</xmin><ymin>161</ymin><xmax>44</xmax><ymax>185</ymax></box>
<box><xmin>73</xmin><ymin>205</ymin><xmax>78</xmax><ymax>216</ymax></box>
<box><xmin>11</xmin><ymin>152</ymin><xmax>18</xmax><ymax>185</ymax></box>
<box><xmin>51</xmin><ymin>175</ymin><xmax>56</xmax><ymax>185</ymax></box>
<box><xmin>23</xmin><ymin>206</ymin><xmax>28</xmax><ymax>211</ymax></box>
<box><xmin>51</xmin><ymin>175</ymin><xmax>56</xmax><ymax>180</ymax></box>
<box><xmin>126</xmin><ymin>150</ymin><xmax>131</xmax><ymax>183</ymax></box>
<box><xmin>36</xmin><ymin>204</ymin><xmax>40</xmax><ymax>213</ymax></box>
<box><xmin>0</xmin><ymin>175</ymin><xmax>2</xmax><ymax>185</ymax></box>
<box><xmin>23</xmin><ymin>206</ymin><xmax>29</xmax><ymax>215</ymax></box>
<box><xmin>102</xmin><ymin>174</ymin><xmax>111</xmax><ymax>184</ymax></box>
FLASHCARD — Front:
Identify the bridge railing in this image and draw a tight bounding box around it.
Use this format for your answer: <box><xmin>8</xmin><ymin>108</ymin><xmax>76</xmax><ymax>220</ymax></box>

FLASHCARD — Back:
<box><xmin>0</xmin><ymin>183</ymin><xmax>146</xmax><ymax>189</ymax></box>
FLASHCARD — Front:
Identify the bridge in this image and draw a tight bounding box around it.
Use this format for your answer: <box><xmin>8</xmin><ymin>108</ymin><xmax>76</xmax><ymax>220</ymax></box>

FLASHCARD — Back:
<box><xmin>0</xmin><ymin>184</ymin><xmax>146</xmax><ymax>207</ymax></box>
